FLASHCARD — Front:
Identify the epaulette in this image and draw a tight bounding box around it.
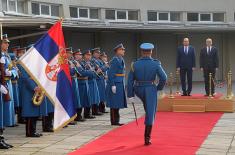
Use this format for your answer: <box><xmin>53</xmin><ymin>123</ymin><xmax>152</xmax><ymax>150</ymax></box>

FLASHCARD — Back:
<box><xmin>153</xmin><ymin>59</ymin><xmax>161</xmax><ymax>64</ymax></box>
<box><xmin>130</xmin><ymin>60</ymin><xmax>136</xmax><ymax>72</ymax></box>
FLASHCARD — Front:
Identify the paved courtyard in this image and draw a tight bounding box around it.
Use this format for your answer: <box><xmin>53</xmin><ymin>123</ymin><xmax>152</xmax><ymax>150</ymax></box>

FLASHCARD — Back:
<box><xmin>0</xmin><ymin>83</ymin><xmax>234</xmax><ymax>155</ymax></box>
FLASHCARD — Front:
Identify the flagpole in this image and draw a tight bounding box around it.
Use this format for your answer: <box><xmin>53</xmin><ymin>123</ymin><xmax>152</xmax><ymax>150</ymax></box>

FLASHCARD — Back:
<box><xmin>0</xmin><ymin>23</ymin><xmax>2</xmax><ymax>40</ymax></box>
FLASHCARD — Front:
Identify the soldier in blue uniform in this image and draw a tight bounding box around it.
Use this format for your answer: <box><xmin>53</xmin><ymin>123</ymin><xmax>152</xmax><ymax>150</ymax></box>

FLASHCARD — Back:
<box><xmin>66</xmin><ymin>47</ymin><xmax>79</xmax><ymax>125</ymax></box>
<box><xmin>0</xmin><ymin>35</ymin><xmax>13</xmax><ymax>149</ymax></box>
<box><xmin>127</xmin><ymin>43</ymin><xmax>167</xmax><ymax>146</ymax></box>
<box><xmin>16</xmin><ymin>47</ymin><xmax>27</xmax><ymax>124</ymax></box>
<box><xmin>9</xmin><ymin>52</ymin><xmax>20</xmax><ymax>125</ymax></box>
<box><xmin>1</xmin><ymin>34</ymin><xmax>18</xmax><ymax>127</ymax></box>
<box><xmin>75</xmin><ymin>50</ymin><xmax>97</xmax><ymax>120</ymax></box>
<box><xmin>99</xmin><ymin>52</ymin><xmax>110</xmax><ymax>113</ymax></box>
<box><xmin>18</xmin><ymin>64</ymin><xmax>46</xmax><ymax>137</ymax></box>
<box><xmin>106</xmin><ymin>43</ymin><xmax>127</xmax><ymax>126</ymax></box>
<box><xmin>82</xmin><ymin>50</ymin><xmax>101</xmax><ymax>118</ymax></box>
<box><xmin>91</xmin><ymin>48</ymin><xmax>109</xmax><ymax>114</ymax></box>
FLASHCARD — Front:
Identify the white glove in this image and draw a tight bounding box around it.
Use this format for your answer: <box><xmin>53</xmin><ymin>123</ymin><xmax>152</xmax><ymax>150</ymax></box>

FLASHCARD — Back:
<box><xmin>0</xmin><ymin>85</ymin><xmax>8</xmax><ymax>94</ymax></box>
<box><xmin>111</xmin><ymin>86</ymin><xmax>116</xmax><ymax>94</ymax></box>
<box><xmin>128</xmin><ymin>97</ymin><xmax>135</xmax><ymax>103</ymax></box>
<box><xmin>5</xmin><ymin>69</ymin><xmax>12</xmax><ymax>76</ymax></box>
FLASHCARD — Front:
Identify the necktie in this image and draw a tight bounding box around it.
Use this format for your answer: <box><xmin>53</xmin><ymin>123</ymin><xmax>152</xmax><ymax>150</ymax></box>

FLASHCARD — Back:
<box><xmin>184</xmin><ymin>47</ymin><xmax>188</xmax><ymax>55</ymax></box>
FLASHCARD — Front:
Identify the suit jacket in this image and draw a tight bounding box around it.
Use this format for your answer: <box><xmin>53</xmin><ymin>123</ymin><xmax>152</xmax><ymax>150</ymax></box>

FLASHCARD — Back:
<box><xmin>176</xmin><ymin>45</ymin><xmax>196</xmax><ymax>69</ymax></box>
<box><xmin>200</xmin><ymin>46</ymin><xmax>219</xmax><ymax>69</ymax></box>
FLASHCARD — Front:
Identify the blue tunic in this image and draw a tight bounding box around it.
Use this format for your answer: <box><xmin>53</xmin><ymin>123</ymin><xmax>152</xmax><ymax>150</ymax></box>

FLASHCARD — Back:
<box><xmin>92</xmin><ymin>58</ymin><xmax>109</xmax><ymax>102</ymax></box>
<box><xmin>0</xmin><ymin>94</ymin><xmax>3</xmax><ymax>129</ymax></box>
<box><xmin>18</xmin><ymin>64</ymin><xmax>47</xmax><ymax>117</ymax></box>
<box><xmin>127</xmin><ymin>57</ymin><xmax>167</xmax><ymax>125</ymax></box>
<box><xmin>17</xmin><ymin>64</ymin><xmax>23</xmax><ymax>108</ymax></box>
<box><xmin>77</xmin><ymin>61</ymin><xmax>95</xmax><ymax>108</ymax></box>
<box><xmin>70</xmin><ymin>67</ymin><xmax>81</xmax><ymax>109</ymax></box>
<box><xmin>12</xmin><ymin>79</ymin><xmax>19</xmax><ymax>108</ymax></box>
<box><xmin>2</xmin><ymin>52</ymin><xmax>17</xmax><ymax>126</ymax></box>
<box><xmin>83</xmin><ymin>60</ymin><xmax>100</xmax><ymax>106</ymax></box>
<box><xmin>106</xmin><ymin>56</ymin><xmax>127</xmax><ymax>109</ymax></box>
<box><xmin>45</xmin><ymin>97</ymin><xmax>54</xmax><ymax>113</ymax></box>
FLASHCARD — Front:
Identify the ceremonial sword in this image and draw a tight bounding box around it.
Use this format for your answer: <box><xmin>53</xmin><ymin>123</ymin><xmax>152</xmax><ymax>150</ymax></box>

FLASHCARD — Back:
<box><xmin>131</xmin><ymin>102</ymin><xmax>138</xmax><ymax>126</ymax></box>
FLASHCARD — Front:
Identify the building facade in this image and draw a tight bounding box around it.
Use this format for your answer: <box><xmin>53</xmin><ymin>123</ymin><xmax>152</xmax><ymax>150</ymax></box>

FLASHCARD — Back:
<box><xmin>0</xmin><ymin>0</ymin><xmax>235</xmax><ymax>81</ymax></box>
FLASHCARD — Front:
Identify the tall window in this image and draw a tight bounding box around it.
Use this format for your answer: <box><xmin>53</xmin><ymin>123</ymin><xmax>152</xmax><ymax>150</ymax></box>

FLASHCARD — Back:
<box><xmin>1</xmin><ymin>0</ymin><xmax>25</xmax><ymax>13</ymax></box>
<box><xmin>32</xmin><ymin>2</ymin><xmax>60</xmax><ymax>17</ymax></box>
<box><xmin>69</xmin><ymin>7</ymin><xmax>99</xmax><ymax>20</ymax></box>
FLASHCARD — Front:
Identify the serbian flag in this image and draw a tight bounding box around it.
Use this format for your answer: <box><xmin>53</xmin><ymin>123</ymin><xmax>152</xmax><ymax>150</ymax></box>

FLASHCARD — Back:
<box><xmin>19</xmin><ymin>20</ymin><xmax>76</xmax><ymax>131</ymax></box>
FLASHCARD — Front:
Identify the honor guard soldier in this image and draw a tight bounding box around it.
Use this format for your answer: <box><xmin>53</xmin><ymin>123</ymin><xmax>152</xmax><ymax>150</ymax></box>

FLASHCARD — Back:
<box><xmin>75</xmin><ymin>49</ymin><xmax>97</xmax><ymax>120</ymax></box>
<box><xmin>16</xmin><ymin>47</ymin><xmax>27</xmax><ymax>124</ymax></box>
<box><xmin>127</xmin><ymin>43</ymin><xmax>167</xmax><ymax>145</ymax></box>
<box><xmin>66</xmin><ymin>47</ymin><xmax>79</xmax><ymax>125</ymax></box>
<box><xmin>0</xmin><ymin>34</ymin><xmax>13</xmax><ymax>149</ymax></box>
<box><xmin>1</xmin><ymin>34</ymin><xmax>18</xmax><ymax>127</ymax></box>
<box><xmin>17</xmin><ymin>64</ymin><xmax>46</xmax><ymax>137</ymax></box>
<box><xmin>9</xmin><ymin>52</ymin><xmax>20</xmax><ymax>124</ymax></box>
<box><xmin>106</xmin><ymin>43</ymin><xmax>127</xmax><ymax>126</ymax></box>
<box><xmin>82</xmin><ymin>49</ymin><xmax>101</xmax><ymax>118</ymax></box>
<box><xmin>99</xmin><ymin>52</ymin><xmax>110</xmax><ymax>113</ymax></box>
<box><xmin>91</xmin><ymin>48</ymin><xmax>109</xmax><ymax>114</ymax></box>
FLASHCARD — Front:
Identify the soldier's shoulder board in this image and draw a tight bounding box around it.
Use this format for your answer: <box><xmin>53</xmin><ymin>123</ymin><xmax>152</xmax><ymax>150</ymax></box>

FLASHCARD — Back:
<box><xmin>153</xmin><ymin>59</ymin><xmax>161</xmax><ymax>65</ymax></box>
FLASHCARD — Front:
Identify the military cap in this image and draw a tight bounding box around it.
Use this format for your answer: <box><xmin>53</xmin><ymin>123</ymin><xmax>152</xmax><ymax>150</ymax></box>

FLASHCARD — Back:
<box><xmin>140</xmin><ymin>43</ymin><xmax>154</xmax><ymax>50</ymax></box>
<box><xmin>66</xmin><ymin>47</ymin><xmax>73</xmax><ymax>54</ymax></box>
<box><xmin>113</xmin><ymin>43</ymin><xmax>125</xmax><ymax>52</ymax></box>
<box><xmin>82</xmin><ymin>49</ymin><xmax>92</xmax><ymax>55</ymax></box>
<box><xmin>73</xmin><ymin>49</ymin><xmax>82</xmax><ymax>55</ymax></box>
<box><xmin>1</xmin><ymin>34</ymin><xmax>10</xmax><ymax>43</ymax></box>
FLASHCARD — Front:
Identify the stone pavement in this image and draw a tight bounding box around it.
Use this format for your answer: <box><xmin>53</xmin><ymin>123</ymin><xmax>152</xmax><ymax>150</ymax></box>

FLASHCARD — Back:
<box><xmin>0</xmin><ymin>99</ymin><xmax>146</xmax><ymax>155</ymax></box>
<box><xmin>0</xmin><ymin>83</ymin><xmax>234</xmax><ymax>155</ymax></box>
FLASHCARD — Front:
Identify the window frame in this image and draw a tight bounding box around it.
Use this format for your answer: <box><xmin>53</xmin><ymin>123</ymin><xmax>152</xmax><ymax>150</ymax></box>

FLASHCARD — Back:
<box><xmin>69</xmin><ymin>6</ymin><xmax>100</xmax><ymax>21</ymax></box>
<box><xmin>199</xmin><ymin>13</ymin><xmax>212</xmax><ymax>22</ymax></box>
<box><xmin>32</xmin><ymin>2</ymin><xmax>60</xmax><ymax>18</ymax></box>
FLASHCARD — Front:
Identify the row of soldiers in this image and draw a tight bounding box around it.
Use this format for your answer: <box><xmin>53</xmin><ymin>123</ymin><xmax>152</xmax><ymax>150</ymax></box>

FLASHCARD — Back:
<box><xmin>0</xmin><ymin>34</ymin><xmax>128</xmax><ymax>149</ymax></box>
<box><xmin>0</xmin><ymin>34</ymin><xmax>56</xmax><ymax>149</ymax></box>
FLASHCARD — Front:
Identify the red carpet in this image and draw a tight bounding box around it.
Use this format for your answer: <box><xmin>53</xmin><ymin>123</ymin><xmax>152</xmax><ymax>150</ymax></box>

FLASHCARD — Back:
<box><xmin>164</xmin><ymin>93</ymin><xmax>223</xmax><ymax>99</ymax></box>
<box><xmin>69</xmin><ymin>112</ymin><xmax>222</xmax><ymax>155</ymax></box>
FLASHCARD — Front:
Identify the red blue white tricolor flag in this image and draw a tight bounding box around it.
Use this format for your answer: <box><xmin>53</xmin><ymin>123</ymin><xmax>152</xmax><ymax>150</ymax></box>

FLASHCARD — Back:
<box><xmin>19</xmin><ymin>20</ymin><xmax>76</xmax><ymax>131</ymax></box>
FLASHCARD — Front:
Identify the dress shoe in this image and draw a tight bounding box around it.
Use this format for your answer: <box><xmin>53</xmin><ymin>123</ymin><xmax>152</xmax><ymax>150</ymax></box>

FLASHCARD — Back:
<box><xmin>92</xmin><ymin>112</ymin><xmax>103</xmax><ymax>116</ymax></box>
<box><xmin>181</xmin><ymin>94</ymin><xmax>187</xmax><ymax>96</ymax></box>
<box><xmin>111</xmin><ymin>123</ymin><xmax>124</xmax><ymax>126</ymax></box>
<box><xmin>84</xmin><ymin>115</ymin><xmax>96</xmax><ymax>119</ymax></box>
<box><xmin>0</xmin><ymin>141</ymin><xmax>9</xmax><ymax>149</ymax></box>
<box><xmin>43</xmin><ymin>128</ymin><xmax>54</xmax><ymax>132</ymax></box>
<box><xmin>27</xmin><ymin>133</ymin><xmax>41</xmax><ymax>137</ymax></box>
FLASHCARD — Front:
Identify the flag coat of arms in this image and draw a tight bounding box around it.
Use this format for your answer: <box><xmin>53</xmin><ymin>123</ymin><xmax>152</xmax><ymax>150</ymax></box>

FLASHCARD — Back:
<box><xmin>19</xmin><ymin>20</ymin><xmax>76</xmax><ymax>131</ymax></box>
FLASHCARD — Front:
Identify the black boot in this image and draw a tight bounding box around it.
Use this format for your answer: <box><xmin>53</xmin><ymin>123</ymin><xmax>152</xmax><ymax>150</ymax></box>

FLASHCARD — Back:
<box><xmin>99</xmin><ymin>102</ymin><xmax>108</xmax><ymax>113</ymax></box>
<box><xmin>0</xmin><ymin>129</ymin><xmax>10</xmax><ymax>149</ymax></box>
<box><xmin>18</xmin><ymin>108</ymin><xmax>25</xmax><ymax>124</ymax></box>
<box><xmin>111</xmin><ymin>109</ymin><xmax>123</xmax><ymax>126</ymax></box>
<box><xmin>26</xmin><ymin>117</ymin><xmax>41</xmax><ymax>137</ymax></box>
<box><xmin>92</xmin><ymin>105</ymin><xmax>103</xmax><ymax>116</ymax></box>
<box><xmin>144</xmin><ymin>125</ymin><xmax>152</xmax><ymax>146</ymax></box>
<box><xmin>84</xmin><ymin>108</ymin><xmax>96</xmax><ymax>119</ymax></box>
<box><xmin>75</xmin><ymin>108</ymin><xmax>86</xmax><ymax>122</ymax></box>
<box><xmin>42</xmin><ymin>113</ymin><xmax>54</xmax><ymax>132</ymax></box>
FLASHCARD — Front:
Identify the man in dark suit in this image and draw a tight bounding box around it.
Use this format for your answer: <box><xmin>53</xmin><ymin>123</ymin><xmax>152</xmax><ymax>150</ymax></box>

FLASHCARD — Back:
<box><xmin>200</xmin><ymin>38</ymin><xmax>219</xmax><ymax>96</ymax></box>
<box><xmin>176</xmin><ymin>38</ymin><xmax>196</xmax><ymax>96</ymax></box>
